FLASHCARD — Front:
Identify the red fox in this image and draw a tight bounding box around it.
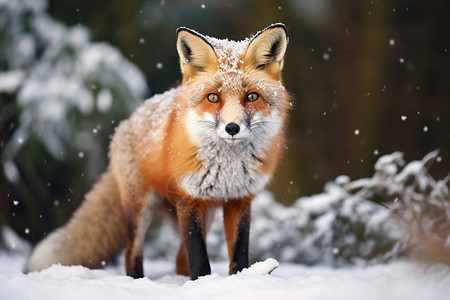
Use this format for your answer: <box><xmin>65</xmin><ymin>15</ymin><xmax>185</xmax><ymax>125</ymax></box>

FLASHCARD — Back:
<box><xmin>26</xmin><ymin>24</ymin><xmax>291</xmax><ymax>279</ymax></box>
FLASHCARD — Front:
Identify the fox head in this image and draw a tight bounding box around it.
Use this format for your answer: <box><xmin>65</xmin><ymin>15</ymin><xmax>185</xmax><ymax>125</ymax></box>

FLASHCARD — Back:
<box><xmin>176</xmin><ymin>24</ymin><xmax>290</xmax><ymax>150</ymax></box>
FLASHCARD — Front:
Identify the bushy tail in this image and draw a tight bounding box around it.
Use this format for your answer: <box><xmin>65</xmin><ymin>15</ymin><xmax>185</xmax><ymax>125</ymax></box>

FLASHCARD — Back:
<box><xmin>25</xmin><ymin>170</ymin><xmax>127</xmax><ymax>272</ymax></box>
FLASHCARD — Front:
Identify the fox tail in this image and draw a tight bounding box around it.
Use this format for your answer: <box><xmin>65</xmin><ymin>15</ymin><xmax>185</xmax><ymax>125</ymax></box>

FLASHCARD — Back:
<box><xmin>25</xmin><ymin>170</ymin><xmax>126</xmax><ymax>272</ymax></box>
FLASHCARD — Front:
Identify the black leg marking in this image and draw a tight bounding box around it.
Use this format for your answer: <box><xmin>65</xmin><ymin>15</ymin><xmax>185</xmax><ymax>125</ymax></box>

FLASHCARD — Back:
<box><xmin>230</xmin><ymin>211</ymin><xmax>250</xmax><ymax>274</ymax></box>
<box><xmin>130</xmin><ymin>255</ymin><xmax>144</xmax><ymax>279</ymax></box>
<box><xmin>179</xmin><ymin>209</ymin><xmax>211</xmax><ymax>280</ymax></box>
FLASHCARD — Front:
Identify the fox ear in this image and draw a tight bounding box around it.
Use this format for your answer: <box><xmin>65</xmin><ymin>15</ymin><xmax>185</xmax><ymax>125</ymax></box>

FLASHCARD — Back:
<box><xmin>176</xmin><ymin>28</ymin><xmax>217</xmax><ymax>76</ymax></box>
<box><xmin>244</xmin><ymin>24</ymin><xmax>288</xmax><ymax>75</ymax></box>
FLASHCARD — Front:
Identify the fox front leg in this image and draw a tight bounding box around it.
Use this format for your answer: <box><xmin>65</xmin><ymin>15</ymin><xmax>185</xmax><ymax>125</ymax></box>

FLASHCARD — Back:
<box><xmin>223</xmin><ymin>198</ymin><xmax>251</xmax><ymax>275</ymax></box>
<box><xmin>176</xmin><ymin>201</ymin><xmax>211</xmax><ymax>280</ymax></box>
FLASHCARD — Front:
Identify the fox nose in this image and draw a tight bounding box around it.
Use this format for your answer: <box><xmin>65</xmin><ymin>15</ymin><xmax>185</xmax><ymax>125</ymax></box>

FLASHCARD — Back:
<box><xmin>225</xmin><ymin>122</ymin><xmax>240</xmax><ymax>136</ymax></box>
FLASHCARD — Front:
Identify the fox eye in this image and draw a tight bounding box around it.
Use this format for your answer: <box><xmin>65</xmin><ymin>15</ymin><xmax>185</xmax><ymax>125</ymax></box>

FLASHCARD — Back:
<box><xmin>245</xmin><ymin>92</ymin><xmax>259</xmax><ymax>102</ymax></box>
<box><xmin>207</xmin><ymin>93</ymin><xmax>220</xmax><ymax>103</ymax></box>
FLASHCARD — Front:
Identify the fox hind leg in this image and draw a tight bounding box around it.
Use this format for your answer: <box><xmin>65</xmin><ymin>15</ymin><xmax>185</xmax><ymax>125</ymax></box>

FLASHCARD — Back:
<box><xmin>175</xmin><ymin>243</ymin><xmax>189</xmax><ymax>276</ymax></box>
<box><xmin>158</xmin><ymin>199</ymin><xmax>190</xmax><ymax>276</ymax></box>
<box><xmin>124</xmin><ymin>191</ymin><xmax>160</xmax><ymax>278</ymax></box>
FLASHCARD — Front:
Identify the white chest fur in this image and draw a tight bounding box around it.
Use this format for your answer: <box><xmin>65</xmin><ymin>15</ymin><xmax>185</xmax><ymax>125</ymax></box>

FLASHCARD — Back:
<box><xmin>180</xmin><ymin>109</ymin><xmax>280</xmax><ymax>200</ymax></box>
<box><xmin>180</xmin><ymin>141</ymin><xmax>270</xmax><ymax>200</ymax></box>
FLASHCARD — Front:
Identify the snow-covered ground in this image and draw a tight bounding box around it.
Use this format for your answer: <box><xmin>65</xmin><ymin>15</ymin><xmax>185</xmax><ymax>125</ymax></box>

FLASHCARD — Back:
<box><xmin>1</xmin><ymin>251</ymin><xmax>449</xmax><ymax>300</ymax></box>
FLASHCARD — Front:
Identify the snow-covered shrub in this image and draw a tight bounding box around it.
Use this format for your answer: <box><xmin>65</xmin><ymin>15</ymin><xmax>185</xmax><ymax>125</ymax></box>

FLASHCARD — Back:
<box><xmin>248</xmin><ymin>150</ymin><xmax>449</xmax><ymax>266</ymax></box>
<box><xmin>247</xmin><ymin>187</ymin><xmax>401</xmax><ymax>266</ymax></box>
<box><xmin>369</xmin><ymin>151</ymin><xmax>450</xmax><ymax>265</ymax></box>
<box><xmin>1</xmin><ymin>0</ymin><xmax>148</xmax><ymax>179</ymax></box>
<box><xmin>247</xmin><ymin>150</ymin><xmax>449</xmax><ymax>266</ymax></box>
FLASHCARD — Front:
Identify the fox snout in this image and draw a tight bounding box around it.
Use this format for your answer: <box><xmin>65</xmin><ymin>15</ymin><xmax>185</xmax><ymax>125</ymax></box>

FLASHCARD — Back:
<box><xmin>218</xmin><ymin>120</ymin><xmax>250</xmax><ymax>143</ymax></box>
<box><xmin>217</xmin><ymin>104</ymin><xmax>249</xmax><ymax>142</ymax></box>
<box><xmin>217</xmin><ymin>102</ymin><xmax>250</xmax><ymax>142</ymax></box>
<box><xmin>225</xmin><ymin>122</ymin><xmax>240</xmax><ymax>136</ymax></box>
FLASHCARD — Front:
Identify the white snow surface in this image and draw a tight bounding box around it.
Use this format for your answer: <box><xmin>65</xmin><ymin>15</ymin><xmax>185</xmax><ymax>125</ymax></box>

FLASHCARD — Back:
<box><xmin>1</xmin><ymin>252</ymin><xmax>449</xmax><ymax>300</ymax></box>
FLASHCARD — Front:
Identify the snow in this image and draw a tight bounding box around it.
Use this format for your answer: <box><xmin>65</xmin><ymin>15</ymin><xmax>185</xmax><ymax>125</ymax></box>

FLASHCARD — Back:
<box><xmin>374</xmin><ymin>151</ymin><xmax>404</xmax><ymax>174</ymax></box>
<box><xmin>0</xmin><ymin>252</ymin><xmax>449</xmax><ymax>300</ymax></box>
<box><xmin>395</xmin><ymin>160</ymin><xmax>423</xmax><ymax>182</ymax></box>
<box><xmin>133</xmin><ymin>87</ymin><xmax>181</xmax><ymax>153</ymax></box>
<box><xmin>2</xmin><ymin>160</ymin><xmax>21</xmax><ymax>184</ymax></box>
<box><xmin>0</xmin><ymin>70</ymin><xmax>25</xmax><ymax>92</ymax></box>
<box><xmin>97</xmin><ymin>89</ymin><xmax>113</xmax><ymax>112</ymax></box>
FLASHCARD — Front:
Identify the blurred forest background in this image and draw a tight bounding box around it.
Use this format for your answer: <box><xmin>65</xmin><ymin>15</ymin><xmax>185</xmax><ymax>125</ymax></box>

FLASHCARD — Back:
<box><xmin>0</xmin><ymin>0</ymin><xmax>449</xmax><ymax>245</ymax></box>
